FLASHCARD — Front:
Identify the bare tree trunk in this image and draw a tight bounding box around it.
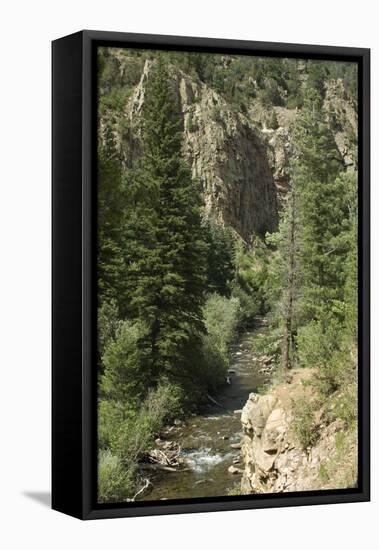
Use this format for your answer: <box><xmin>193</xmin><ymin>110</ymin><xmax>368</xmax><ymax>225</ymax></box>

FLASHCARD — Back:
<box><xmin>282</xmin><ymin>189</ymin><xmax>296</xmax><ymax>372</ymax></box>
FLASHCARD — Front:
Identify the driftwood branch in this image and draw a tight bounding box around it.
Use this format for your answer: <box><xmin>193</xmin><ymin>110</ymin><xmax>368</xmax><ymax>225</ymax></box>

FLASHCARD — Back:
<box><xmin>127</xmin><ymin>478</ymin><xmax>151</xmax><ymax>502</ymax></box>
<box><xmin>206</xmin><ymin>394</ymin><xmax>234</xmax><ymax>415</ymax></box>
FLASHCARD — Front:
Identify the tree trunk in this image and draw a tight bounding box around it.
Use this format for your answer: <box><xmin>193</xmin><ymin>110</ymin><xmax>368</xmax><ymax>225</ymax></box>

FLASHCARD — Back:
<box><xmin>282</xmin><ymin>189</ymin><xmax>296</xmax><ymax>371</ymax></box>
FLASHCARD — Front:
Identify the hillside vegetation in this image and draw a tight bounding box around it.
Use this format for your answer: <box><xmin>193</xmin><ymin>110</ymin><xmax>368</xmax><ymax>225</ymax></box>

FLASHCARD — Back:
<box><xmin>96</xmin><ymin>48</ymin><xmax>358</xmax><ymax>501</ymax></box>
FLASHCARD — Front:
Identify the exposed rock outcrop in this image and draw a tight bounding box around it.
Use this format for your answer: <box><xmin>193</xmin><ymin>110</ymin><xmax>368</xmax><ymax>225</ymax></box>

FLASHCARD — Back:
<box><xmin>240</xmin><ymin>370</ymin><xmax>357</xmax><ymax>493</ymax></box>
<box><xmin>99</xmin><ymin>60</ymin><xmax>278</xmax><ymax>241</ymax></box>
<box><xmin>324</xmin><ymin>79</ymin><xmax>358</xmax><ymax>168</ymax></box>
<box><xmin>248</xmin><ymin>79</ymin><xmax>357</xmax><ymax>193</ymax></box>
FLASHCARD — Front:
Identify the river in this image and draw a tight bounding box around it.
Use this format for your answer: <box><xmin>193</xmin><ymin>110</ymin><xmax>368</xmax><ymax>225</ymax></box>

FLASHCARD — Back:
<box><xmin>140</xmin><ymin>321</ymin><xmax>270</xmax><ymax>501</ymax></box>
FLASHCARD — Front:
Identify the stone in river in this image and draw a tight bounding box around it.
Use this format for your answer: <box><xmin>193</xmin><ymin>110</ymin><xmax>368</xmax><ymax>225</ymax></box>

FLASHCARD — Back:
<box><xmin>228</xmin><ymin>465</ymin><xmax>243</xmax><ymax>475</ymax></box>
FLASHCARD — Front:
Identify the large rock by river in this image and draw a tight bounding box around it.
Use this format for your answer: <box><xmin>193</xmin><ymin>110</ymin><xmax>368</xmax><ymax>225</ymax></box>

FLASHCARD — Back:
<box><xmin>240</xmin><ymin>370</ymin><xmax>358</xmax><ymax>493</ymax></box>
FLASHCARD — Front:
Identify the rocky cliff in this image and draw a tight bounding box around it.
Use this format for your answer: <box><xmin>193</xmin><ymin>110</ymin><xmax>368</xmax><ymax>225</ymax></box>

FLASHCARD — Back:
<box><xmin>99</xmin><ymin>59</ymin><xmax>278</xmax><ymax>241</ymax></box>
<box><xmin>240</xmin><ymin>370</ymin><xmax>358</xmax><ymax>493</ymax></box>
<box><xmin>99</xmin><ymin>51</ymin><xmax>358</xmax><ymax>242</ymax></box>
<box><xmin>249</xmin><ymin>79</ymin><xmax>357</xmax><ymax>193</ymax></box>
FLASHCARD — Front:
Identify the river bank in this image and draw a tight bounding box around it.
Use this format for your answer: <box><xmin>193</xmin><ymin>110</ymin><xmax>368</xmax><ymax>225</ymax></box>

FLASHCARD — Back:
<box><xmin>140</xmin><ymin>321</ymin><xmax>272</xmax><ymax>501</ymax></box>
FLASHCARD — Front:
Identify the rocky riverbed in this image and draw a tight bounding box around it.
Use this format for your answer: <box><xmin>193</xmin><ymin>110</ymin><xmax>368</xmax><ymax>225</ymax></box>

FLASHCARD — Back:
<box><xmin>140</xmin><ymin>322</ymin><xmax>272</xmax><ymax>501</ymax></box>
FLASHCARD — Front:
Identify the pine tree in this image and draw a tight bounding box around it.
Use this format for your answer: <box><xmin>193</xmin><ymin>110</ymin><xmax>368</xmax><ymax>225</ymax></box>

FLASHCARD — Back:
<box><xmin>281</xmin><ymin>188</ymin><xmax>298</xmax><ymax>370</ymax></box>
<box><xmin>124</xmin><ymin>58</ymin><xmax>207</xmax><ymax>388</ymax></box>
<box><xmin>97</xmin><ymin>146</ymin><xmax>128</xmax><ymax>315</ymax></box>
<box><xmin>203</xmin><ymin>218</ymin><xmax>235</xmax><ymax>297</ymax></box>
<box><xmin>291</xmin><ymin>89</ymin><xmax>348</xmax><ymax>324</ymax></box>
<box><xmin>266</xmin><ymin>185</ymin><xmax>299</xmax><ymax>371</ymax></box>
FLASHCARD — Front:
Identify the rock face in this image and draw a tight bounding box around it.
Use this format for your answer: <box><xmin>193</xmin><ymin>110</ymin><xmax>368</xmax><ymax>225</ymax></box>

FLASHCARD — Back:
<box><xmin>248</xmin><ymin>80</ymin><xmax>357</xmax><ymax>193</ymax></box>
<box><xmin>240</xmin><ymin>371</ymin><xmax>357</xmax><ymax>493</ymax></box>
<box><xmin>324</xmin><ymin>79</ymin><xmax>358</xmax><ymax>168</ymax></box>
<box><xmin>99</xmin><ymin>60</ymin><xmax>278</xmax><ymax>241</ymax></box>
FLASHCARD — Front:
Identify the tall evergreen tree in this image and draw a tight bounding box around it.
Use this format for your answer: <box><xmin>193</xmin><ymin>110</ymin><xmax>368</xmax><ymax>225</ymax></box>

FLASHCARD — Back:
<box><xmin>97</xmin><ymin>146</ymin><xmax>128</xmax><ymax>315</ymax></box>
<box><xmin>124</xmin><ymin>58</ymin><xmax>207</xmax><ymax>387</ymax></box>
<box><xmin>203</xmin><ymin>218</ymin><xmax>235</xmax><ymax>297</ymax></box>
<box><xmin>266</xmin><ymin>185</ymin><xmax>299</xmax><ymax>371</ymax></box>
<box><xmin>291</xmin><ymin>89</ymin><xmax>348</xmax><ymax>324</ymax></box>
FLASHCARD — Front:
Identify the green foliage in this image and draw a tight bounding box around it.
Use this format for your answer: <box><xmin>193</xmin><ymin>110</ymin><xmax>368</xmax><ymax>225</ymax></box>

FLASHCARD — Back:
<box><xmin>97</xmin><ymin>299</ymin><xmax>121</xmax><ymax>358</ymax></box>
<box><xmin>250</xmin><ymin>325</ymin><xmax>282</xmax><ymax>364</ymax></box>
<box><xmin>203</xmin><ymin>219</ymin><xmax>235</xmax><ymax>296</ymax></box>
<box><xmin>203</xmin><ymin>293</ymin><xmax>240</xmax><ymax>361</ymax></box>
<box><xmin>318</xmin><ymin>428</ymin><xmax>358</xmax><ymax>489</ymax></box>
<box><xmin>232</xmin><ymin>239</ymin><xmax>268</xmax><ymax>324</ymax></box>
<box><xmin>113</xmin><ymin>382</ymin><xmax>183</xmax><ymax>464</ymax></box>
<box><xmin>98</xmin><ymin>47</ymin><xmax>145</xmax><ymax>115</ymax></box>
<box><xmin>98</xmin><ymin>398</ymin><xmax>126</xmax><ymax>450</ymax></box>
<box><xmin>96</xmin><ymin>49</ymin><xmax>359</xmax><ymax>500</ymax></box>
<box><xmin>98</xmin><ymin>450</ymin><xmax>135</xmax><ymax>503</ymax></box>
<box><xmin>101</xmin><ymin>320</ymin><xmax>150</xmax><ymax>405</ymax></box>
<box><xmin>269</xmin><ymin>110</ymin><xmax>279</xmax><ymax>129</ymax></box>
<box><xmin>227</xmin><ymin>482</ymin><xmax>243</xmax><ymax>496</ymax></box>
<box><xmin>231</xmin><ymin>284</ymin><xmax>259</xmax><ymax>327</ymax></box>
<box><xmin>197</xmin><ymin>293</ymin><xmax>241</xmax><ymax>393</ymax></box>
<box><xmin>97</xmin><ymin>150</ymin><xmax>128</xmax><ymax>314</ymax></box>
<box><xmin>98</xmin><ymin>382</ymin><xmax>182</xmax><ymax>503</ymax></box>
<box><xmin>332</xmin><ymin>381</ymin><xmax>358</xmax><ymax>429</ymax></box>
<box><xmin>292</xmin><ymin>399</ymin><xmax>319</xmax><ymax>449</ymax></box>
<box><xmin>122</xmin><ymin>59</ymin><xmax>207</xmax><ymax>387</ymax></box>
<box><xmin>306</xmin><ymin>61</ymin><xmax>329</xmax><ymax>97</ymax></box>
<box><xmin>297</xmin><ymin>318</ymin><xmax>348</xmax><ymax>397</ymax></box>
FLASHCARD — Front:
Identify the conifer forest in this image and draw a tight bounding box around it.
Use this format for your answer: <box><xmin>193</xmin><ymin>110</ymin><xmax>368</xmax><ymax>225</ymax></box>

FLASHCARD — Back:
<box><xmin>96</xmin><ymin>48</ymin><xmax>358</xmax><ymax>502</ymax></box>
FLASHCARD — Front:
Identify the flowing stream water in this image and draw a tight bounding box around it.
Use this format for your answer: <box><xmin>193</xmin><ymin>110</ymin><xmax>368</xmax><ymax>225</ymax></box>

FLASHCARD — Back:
<box><xmin>141</xmin><ymin>321</ymin><xmax>270</xmax><ymax>501</ymax></box>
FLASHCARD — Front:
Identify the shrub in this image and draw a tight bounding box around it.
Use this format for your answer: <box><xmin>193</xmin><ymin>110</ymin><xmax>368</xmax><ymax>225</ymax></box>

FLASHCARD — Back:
<box><xmin>114</xmin><ymin>382</ymin><xmax>183</xmax><ymax>464</ymax></box>
<box><xmin>201</xmin><ymin>333</ymin><xmax>229</xmax><ymax>392</ymax></box>
<box><xmin>98</xmin><ymin>449</ymin><xmax>135</xmax><ymax>503</ymax></box>
<box><xmin>97</xmin><ymin>299</ymin><xmax>121</xmax><ymax>357</ymax></box>
<box><xmin>198</xmin><ymin>294</ymin><xmax>241</xmax><ymax>393</ymax></box>
<box><xmin>296</xmin><ymin>319</ymin><xmax>347</xmax><ymax>397</ymax></box>
<box><xmin>99</xmin><ymin>382</ymin><xmax>183</xmax><ymax>502</ymax></box>
<box><xmin>296</xmin><ymin>320</ymin><xmax>325</xmax><ymax>369</ymax></box>
<box><xmin>98</xmin><ymin>398</ymin><xmax>126</xmax><ymax>450</ymax></box>
<box><xmin>203</xmin><ymin>294</ymin><xmax>240</xmax><ymax>359</ymax></box>
<box><xmin>330</xmin><ymin>380</ymin><xmax>358</xmax><ymax>429</ymax></box>
<box><xmin>101</xmin><ymin>320</ymin><xmax>149</xmax><ymax>405</ymax></box>
<box><xmin>231</xmin><ymin>284</ymin><xmax>259</xmax><ymax>327</ymax></box>
<box><xmin>292</xmin><ymin>398</ymin><xmax>319</xmax><ymax>450</ymax></box>
<box><xmin>269</xmin><ymin>110</ymin><xmax>279</xmax><ymax>130</ymax></box>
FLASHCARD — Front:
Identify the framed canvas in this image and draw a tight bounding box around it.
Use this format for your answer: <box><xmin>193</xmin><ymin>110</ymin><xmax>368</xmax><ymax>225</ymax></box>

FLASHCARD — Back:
<box><xmin>52</xmin><ymin>30</ymin><xmax>370</xmax><ymax>520</ymax></box>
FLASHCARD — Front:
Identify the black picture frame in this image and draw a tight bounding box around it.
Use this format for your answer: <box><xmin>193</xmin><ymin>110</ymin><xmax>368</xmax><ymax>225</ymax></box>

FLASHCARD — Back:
<box><xmin>52</xmin><ymin>30</ymin><xmax>370</xmax><ymax>520</ymax></box>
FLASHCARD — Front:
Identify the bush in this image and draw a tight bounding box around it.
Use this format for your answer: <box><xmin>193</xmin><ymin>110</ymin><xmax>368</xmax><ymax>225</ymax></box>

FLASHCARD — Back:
<box><xmin>98</xmin><ymin>399</ymin><xmax>126</xmax><ymax>450</ymax></box>
<box><xmin>296</xmin><ymin>320</ymin><xmax>325</xmax><ymax>369</ymax></box>
<box><xmin>203</xmin><ymin>294</ymin><xmax>240</xmax><ymax>359</ymax></box>
<box><xmin>269</xmin><ymin>110</ymin><xmax>279</xmax><ymax>130</ymax></box>
<box><xmin>199</xmin><ymin>293</ymin><xmax>241</xmax><ymax>393</ymax></box>
<box><xmin>231</xmin><ymin>284</ymin><xmax>259</xmax><ymax>327</ymax></box>
<box><xmin>292</xmin><ymin>398</ymin><xmax>319</xmax><ymax>449</ymax></box>
<box><xmin>98</xmin><ymin>382</ymin><xmax>183</xmax><ymax>502</ymax></box>
<box><xmin>233</xmin><ymin>239</ymin><xmax>268</xmax><ymax>321</ymax></box>
<box><xmin>101</xmin><ymin>320</ymin><xmax>148</xmax><ymax>405</ymax></box>
<box><xmin>201</xmin><ymin>333</ymin><xmax>229</xmax><ymax>392</ymax></box>
<box><xmin>114</xmin><ymin>382</ymin><xmax>183</xmax><ymax>464</ymax></box>
<box><xmin>98</xmin><ymin>450</ymin><xmax>135</xmax><ymax>503</ymax></box>
<box><xmin>329</xmin><ymin>380</ymin><xmax>358</xmax><ymax>429</ymax></box>
<box><xmin>97</xmin><ymin>299</ymin><xmax>121</xmax><ymax>357</ymax></box>
<box><xmin>250</xmin><ymin>325</ymin><xmax>282</xmax><ymax>364</ymax></box>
